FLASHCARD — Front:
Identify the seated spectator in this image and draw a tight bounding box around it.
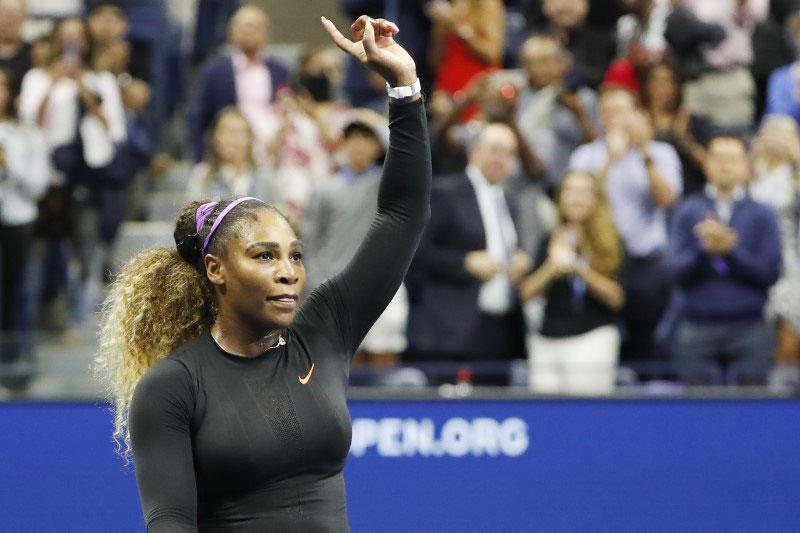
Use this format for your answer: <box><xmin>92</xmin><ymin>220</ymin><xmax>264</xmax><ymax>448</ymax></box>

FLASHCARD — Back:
<box><xmin>305</xmin><ymin>113</ymin><xmax>407</xmax><ymax>367</ymax></box>
<box><xmin>764</xmin><ymin>13</ymin><xmax>800</xmax><ymax>126</ymax></box>
<box><xmin>680</xmin><ymin>0</ymin><xmax>769</xmax><ymax>131</ymax></box>
<box><xmin>570</xmin><ymin>88</ymin><xmax>682</xmax><ymax>367</ymax></box>
<box><xmin>0</xmin><ymin>0</ymin><xmax>31</xmax><ymax>95</ymax></box>
<box><xmin>188</xmin><ymin>107</ymin><xmax>281</xmax><ymax>204</ymax></box>
<box><xmin>532</xmin><ymin>0</ymin><xmax>617</xmax><ymax>89</ymax></box>
<box><xmin>407</xmin><ymin>123</ymin><xmax>533</xmax><ymax>384</ymax></box>
<box><xmin>749</xmin><ymin>115</ymin><xmax>800</xmax><ymax>390</ymax></box>
<box><xmin>669</xmin><ymin>136</ymin><xmax>781</xmax><ymax>385</ymax></box>
<box><xmin>427</xmin><ymin>0</ymin><xmax>504</xmax><ymax>121</ymax></box>
<box><xmin>641</xmin><ymin>60</ymin><xmax>710</xmax><ymax>196</ymax></box>
<box><xmin>520</xmin><ymin>171</ymin><xmax>624</xmax><ymax>395</ymax></box>
<box><xmin>188</xmin><ymin>5</ymin><xmax>289</xmax><ymax>161</ymax></box>
<box><xmin>516</xmin><ymin>34</ymin><xmax>598</xmax><ymax>192</ymax></box>
<box><xmin>0</xmin><ymin>68</ymin><xmax>48</xmax><ymax>393</ymax></box>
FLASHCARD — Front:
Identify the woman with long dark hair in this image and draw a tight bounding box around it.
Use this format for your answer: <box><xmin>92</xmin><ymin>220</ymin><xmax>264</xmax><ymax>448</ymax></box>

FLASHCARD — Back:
<box><xmin>94</xmin><ymin>16</ymin><xmax>429</xmax><ymax>531</ymax></box>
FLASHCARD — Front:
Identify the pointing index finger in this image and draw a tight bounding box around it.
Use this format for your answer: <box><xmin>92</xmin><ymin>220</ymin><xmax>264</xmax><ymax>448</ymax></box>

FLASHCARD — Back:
<box><xmin>321</xmin><ymin>16</ymin><xmax>358</xmax><ymax>56</ymax></box>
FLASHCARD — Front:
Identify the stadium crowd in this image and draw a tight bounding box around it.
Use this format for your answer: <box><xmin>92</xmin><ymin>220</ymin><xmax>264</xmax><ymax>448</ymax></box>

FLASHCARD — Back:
<box><xmin>0</xmin><ymin>0</ymin><xmax>799</xmax><ymax>396</ymax></box>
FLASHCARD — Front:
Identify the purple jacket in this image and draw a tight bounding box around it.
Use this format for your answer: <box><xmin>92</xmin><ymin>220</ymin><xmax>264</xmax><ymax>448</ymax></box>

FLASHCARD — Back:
<box><xmin>668</xmin><ymin>192</ymin><xmax>781</xmax><ymax>323</ymax></box>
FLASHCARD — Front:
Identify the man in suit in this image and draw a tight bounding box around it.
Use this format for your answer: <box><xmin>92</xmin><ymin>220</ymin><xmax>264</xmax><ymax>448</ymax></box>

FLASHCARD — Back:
<box><xmin>188</xmin><ymin>5</ymin><xmax>289</xmax><ymax>161</ymax></box>
<box><xmin>407</xmin><ymin>123</ymin><xmax>534</xmax><ymax>384</ymax></box>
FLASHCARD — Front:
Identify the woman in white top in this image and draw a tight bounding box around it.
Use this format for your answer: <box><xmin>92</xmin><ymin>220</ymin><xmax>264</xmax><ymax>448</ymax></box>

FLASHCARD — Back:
<box><xmin>18</xmin><ymin>17</ymin><xmax>126</xmax><ymax>173</ymax></box>
<box><xmin>750</xmin><ymin>114</ymin><xmax>800</xmax><ymax>388</ymax></box>
<box><xmin>0</xmin><ymin>68</ymin><xmax>49</xmax><ymax>393</ymax></box>
<box><xmin>18</xmin><ymin>17</ymin><xmax>127</xmax><ymax>340</ymax></box>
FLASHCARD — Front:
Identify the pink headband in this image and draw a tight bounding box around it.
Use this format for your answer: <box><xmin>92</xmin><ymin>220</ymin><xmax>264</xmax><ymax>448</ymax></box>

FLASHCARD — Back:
<box><xmin>195</xmin><ymin>197</ymin><xmax>262</xmax><ymax>256</ymax></box>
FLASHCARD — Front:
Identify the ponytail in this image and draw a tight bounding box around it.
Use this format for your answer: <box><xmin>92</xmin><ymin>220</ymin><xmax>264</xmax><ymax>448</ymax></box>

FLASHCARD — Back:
<box><xmin>94</xmin><ymin>247</ymin><xmax>212</xmax><ymax>459</ymax></box>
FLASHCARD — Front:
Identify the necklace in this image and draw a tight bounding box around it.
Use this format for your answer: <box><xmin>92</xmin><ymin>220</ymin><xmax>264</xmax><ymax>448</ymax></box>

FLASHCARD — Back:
<box><xmin>211</xmin><ymin>328</ymin><xmax>285</xmax><ymax>357</ymax></box>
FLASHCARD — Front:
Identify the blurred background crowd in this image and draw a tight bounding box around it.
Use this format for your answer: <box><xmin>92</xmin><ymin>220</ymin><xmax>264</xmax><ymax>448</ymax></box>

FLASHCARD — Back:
<box><xmin>0</xmin><ymin>0</ymin><xmax>799</xmax><ymax>398</ymax></box>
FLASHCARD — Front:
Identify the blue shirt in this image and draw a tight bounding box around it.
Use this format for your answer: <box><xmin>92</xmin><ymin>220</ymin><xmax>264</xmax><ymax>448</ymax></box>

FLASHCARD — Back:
<box><xmin>765</xmin><ymin>63</ymin><xmax>800</xmax><ymax>124</ymax></box>
<box><xmin>569</xmin><ymin>139</ymin><xmax>683</xmax><ymax>257</ymax></box>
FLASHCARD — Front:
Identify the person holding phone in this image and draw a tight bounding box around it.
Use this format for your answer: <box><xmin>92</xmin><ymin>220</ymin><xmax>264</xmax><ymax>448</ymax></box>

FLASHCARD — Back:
<box><xmin>18</xmin><ymin>17</ymin><xmax>127</xmax><ymax>342</ymax></box>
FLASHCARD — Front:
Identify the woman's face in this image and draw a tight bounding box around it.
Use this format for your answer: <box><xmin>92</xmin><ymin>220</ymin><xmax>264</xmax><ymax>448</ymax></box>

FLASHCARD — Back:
<box><xmin>213</xmin><ymin>113</ymin><xmax>252</xmax><ymax>166</ymax></box>
<box><xmin>209</xmin><ymin>208</ymin><xmax>306</xmax><ymax>330</ymax></box>
<box><xmin>559</xmin><ymin>173</ymin><xmax>597</xmax><ymax>224</ymax></box>
<box><xmin>646</xmin><ymin>65</ymin><xmax>678</xmax><ymax>110</ymax></box>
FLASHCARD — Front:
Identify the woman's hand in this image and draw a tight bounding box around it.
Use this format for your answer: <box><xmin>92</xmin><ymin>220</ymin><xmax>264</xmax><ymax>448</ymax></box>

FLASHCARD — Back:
<box><xmin>321</xmin><ymin>15</ymin><xmax>417</xmax><ymax>87</ymax></box>
<box><xmin>545</xmin><ymin>227</ymin><xmax>578</xmax><ymax>278</ymax></box>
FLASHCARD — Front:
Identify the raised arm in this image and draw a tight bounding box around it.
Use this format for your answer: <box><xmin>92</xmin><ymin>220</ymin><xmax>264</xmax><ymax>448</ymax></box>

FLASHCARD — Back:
<box><xmin>313</xmin><ymin>16</ymin><xmax>431</xmax><ymax>353</ymax></box>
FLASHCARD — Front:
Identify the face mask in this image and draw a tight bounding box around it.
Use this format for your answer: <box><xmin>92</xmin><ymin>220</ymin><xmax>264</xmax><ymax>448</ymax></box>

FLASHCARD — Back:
<box><xmin>297</xmin><ymin>73</ymin><xmax>332</xmax><ymax>102</ymax></box>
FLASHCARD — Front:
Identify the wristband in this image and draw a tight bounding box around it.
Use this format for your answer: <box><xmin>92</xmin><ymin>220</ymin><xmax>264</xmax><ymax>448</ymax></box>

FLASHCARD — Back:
<box><xmin>386</xmin><ymin>78</ymin><xmax>421</xmax><ymax>100</ymax></box>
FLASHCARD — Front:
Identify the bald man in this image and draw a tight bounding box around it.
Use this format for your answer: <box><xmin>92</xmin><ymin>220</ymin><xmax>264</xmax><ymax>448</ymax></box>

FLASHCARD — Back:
<box><xmin>0</xmin><ymin>0</ymin><xmax>31</xmax><ymax>94</ymax></box>
<box><xmin>407</xmin><ymin>123</ymin><xmax>532</xmax><ymax>383</ymax></box>
<box><xmin>188</xmin><ymin>5</ymin><xmax>289</xmax><ymax>161</ymax></box>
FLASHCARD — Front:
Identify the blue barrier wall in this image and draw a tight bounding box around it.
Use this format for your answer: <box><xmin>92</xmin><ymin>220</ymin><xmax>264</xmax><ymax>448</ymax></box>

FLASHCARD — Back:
<box><xmin>1</xmin><ymin>400</ymin><xmax>799</xmax><ymax>532</ymax></box>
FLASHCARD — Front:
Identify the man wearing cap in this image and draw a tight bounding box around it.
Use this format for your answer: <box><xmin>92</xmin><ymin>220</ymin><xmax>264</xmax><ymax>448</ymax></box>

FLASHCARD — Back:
<box><xmin>304</xmin><ymin>111</ymin><xmax>408</xmax><ymax>364</ymax></box>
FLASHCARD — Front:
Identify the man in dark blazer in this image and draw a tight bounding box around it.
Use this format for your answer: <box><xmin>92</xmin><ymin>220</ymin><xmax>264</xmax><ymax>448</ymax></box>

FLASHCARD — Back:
<box><xmin>187</xmin><ymin>5</ymin><xmax>289</xmax><ymax>161</ymax></box>
<box><xmin>407</xmin><ymin>123</ymin><xmax>536</xmax><ymax>383</ymax></box>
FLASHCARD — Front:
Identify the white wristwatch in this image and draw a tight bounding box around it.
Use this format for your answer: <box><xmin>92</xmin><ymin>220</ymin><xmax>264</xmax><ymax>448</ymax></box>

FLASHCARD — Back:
<box><xmin>386</xmin><ymin>78</ymin><xmax>421</xmax><ymax>100</ymax></box>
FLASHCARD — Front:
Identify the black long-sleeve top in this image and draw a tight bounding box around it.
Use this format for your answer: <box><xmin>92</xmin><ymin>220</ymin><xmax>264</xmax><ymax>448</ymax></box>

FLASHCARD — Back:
<box><xmin>128</xmin><ymin>98</ymin><xmax>431</xmax><ymax>532</ymax></box>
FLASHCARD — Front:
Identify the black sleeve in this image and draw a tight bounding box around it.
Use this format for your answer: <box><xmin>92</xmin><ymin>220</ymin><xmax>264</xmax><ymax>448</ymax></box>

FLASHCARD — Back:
<box><xmin>300</xmin><ymin>98</ymin><xmax>431</xmax><ymax>355</ymax></box>
<box><xmin>129</xmin><ymin>359</ymin><xmax>198</xmax><ymax>532</ymax></box>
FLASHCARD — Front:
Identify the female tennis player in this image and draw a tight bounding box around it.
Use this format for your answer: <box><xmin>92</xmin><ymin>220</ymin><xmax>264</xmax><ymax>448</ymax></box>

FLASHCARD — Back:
<box><xmin>95</xmin><ymin>15</ymin><xmax>429</xmax><ymax>532</ymax></box>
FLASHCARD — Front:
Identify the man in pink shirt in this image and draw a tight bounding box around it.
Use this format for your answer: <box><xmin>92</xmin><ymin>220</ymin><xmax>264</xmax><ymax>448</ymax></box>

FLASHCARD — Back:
<box><xmin>188</xmin><ymin>6</ymin><xmax>289</xmax><ymax>161</ymax></box>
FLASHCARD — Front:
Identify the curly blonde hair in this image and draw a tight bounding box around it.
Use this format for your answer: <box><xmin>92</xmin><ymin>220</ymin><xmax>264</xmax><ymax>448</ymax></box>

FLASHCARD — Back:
<box><xmin>94</xmin><ymin>198</ymin><xmax>274</xmax><ymax>460</ymax></box>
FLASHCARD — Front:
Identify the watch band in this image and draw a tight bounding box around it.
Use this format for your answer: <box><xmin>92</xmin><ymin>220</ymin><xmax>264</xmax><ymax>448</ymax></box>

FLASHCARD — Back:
<box><xmin>386</xmin><ymin>78</ymin><xmax>421</xmax><ymax>100</ymax></box>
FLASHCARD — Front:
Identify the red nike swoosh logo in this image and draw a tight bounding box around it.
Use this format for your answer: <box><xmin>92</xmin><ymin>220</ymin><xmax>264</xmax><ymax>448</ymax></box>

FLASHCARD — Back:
<box><xmin>298</xmin><ymin>363</ymin><xmax>315</xmax><ymax>385</ymax></box>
